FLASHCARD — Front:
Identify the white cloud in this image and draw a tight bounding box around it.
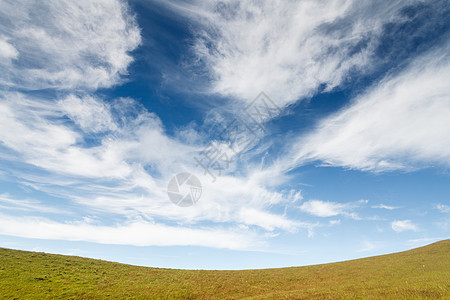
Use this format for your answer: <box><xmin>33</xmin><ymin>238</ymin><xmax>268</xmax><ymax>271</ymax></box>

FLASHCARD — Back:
<box><xmin>0</xmin><ymin>93</ymin><xmax>133</xmax><ymax>178</ymax></box>
<box><xmin>0</xmin><ymin>37</ymin><xmax>18</xmax><ymax>60</ymax></box>
<box><xmin>391</xmin><ymin>220</ymin><xmax>418</xmax><ymax>233</ymax></box>
<box><xmin>299</xmin><ymin>199</ymin><xmax>365</xmax><ymax>219</ymax></box>
<box><xmin>408</xmin><ymin>237</ymin><xmax>445</xmax><ymax>245</ymax></box>
<box><xmin>329</xmin><ymin>219</ymin><xmax>341</xmax><ymax>226</ymax></box>
<box><xmin>0</xmin><ymin>214</ymin><xmax>260</xmax><ymax>250</ymax></box>
<box><xmin>174</xmin><ymin>0</ymin><xmax>408</xmax><ymax>107</ymax></box>
<box><xmin>3</xmin><ymin>0</ymin><xmax>439</xmax><ymax>252</ymax></box>
<box><xmin>0</xmin><ymin>92</ymin><xmax>198</xmax><ymax>180</ymax></box>
<box><xmin>237</xmin><ymin>208</ymin><xmax>304</xmax><ymax>232</ymax></box>
<box><xmin>284</xmin><ymin>42</ymin><xmax>450</xmax><ymax>172</ymax></box>
<box><xmin>371</xmin><ymin>204</ymin><xmax>399</xmax><ymax>210</ymax></box>
<box><xmin>436</xmin><ymin>204</ymin><xmax>450</xmax><ymax>213</ymax></box>
<box><xmin>58</xmin><ymin>95</ymin><xmax>117</xmax><ymax>133</ymax></box>
<box><xmin>0</xmin><ymin>194</ymin><xmax>67</xmax><ymax>214</ymax></box>
<box><xmin>355</xmin><ymin>240</ymin><xmax>384</xmax><ymax>253</ymax></box>
<box><xmin>0</xmin><ymin>91</ymin><xmax>307</xmax><ymax>239</ymax></box>
<box><xmin>0</xmin><ymin>0</ymin><xmax>313</xmax><ymax>249</ymax></box>
<box><xmin>0</xmin><ymin>0</ymin><xmax>140</xmax><ymax>90</ymax></box>
<box><xmin>299</xmin><ymin>200</ymin><xmax>345</xmax><ymax>217</ymax></box>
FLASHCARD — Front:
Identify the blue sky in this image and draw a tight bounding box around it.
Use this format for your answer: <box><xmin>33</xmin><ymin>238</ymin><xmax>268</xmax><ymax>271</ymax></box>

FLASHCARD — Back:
<box><xmin>0</xmin><ymin>0</ymin><xmax>449</xmax><ymax>270</ymax></box>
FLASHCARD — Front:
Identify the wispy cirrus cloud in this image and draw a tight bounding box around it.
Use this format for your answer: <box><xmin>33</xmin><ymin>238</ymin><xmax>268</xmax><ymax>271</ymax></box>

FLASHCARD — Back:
<box><xmin>280</xmin><ymin>42</ymin><xmax>450</xmax><ymax>173</ymax></box>
<box><xmin>0</xmin><ymin>0</ymin><xmax>310</xmax><ymax>249</ymax></box>
<box><xmin>169</xmin><ymin>0</ymin><xmax>417</xmax><ymax>107</ymax></box>
<box><xmin>0</xmin><ymin>90</ymin><xmax>309</xmax><ymax>246</ymax></box>
<box><xmin>0</xmin><ymin>194</ymin><xmax>67</xmax><ymax>214</ymax></box>
<box><xmin>0</xmin><ymin>0</ymin><xmax>141</xmax><ymax>90</ymax></box>
<box><xmin>58</xmin><ymin>95</ymin><xmax>118</xmax><ymax>133</ymax></box>
<box><xmin>1</xmin><ymin>0</ymin><xmax>448</xmax><ymax>256</ymax></box>
<box><xmin>171</xmin><ymin>0</ymin><xmax>450</xmax><ymax>177</ymax></box>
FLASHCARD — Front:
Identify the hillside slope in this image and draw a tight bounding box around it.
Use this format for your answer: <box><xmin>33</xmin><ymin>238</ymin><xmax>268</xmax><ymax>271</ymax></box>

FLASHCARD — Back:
<box><xmin>0</xmin><ymin>240</ymin><xmax>449</xmax><ymax>299</ymax></box>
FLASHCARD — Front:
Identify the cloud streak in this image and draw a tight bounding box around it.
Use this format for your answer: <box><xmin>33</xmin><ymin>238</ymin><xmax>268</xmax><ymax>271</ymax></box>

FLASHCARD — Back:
<box><xmin>371</xmin><ymin>204</ymin><xmax>399</xmax><ymax>210</ymax></box>
<box><xmin>282</xmin><ymin>42</ymin><xmax>450</xmax><ymax>172</ymax></box>
<box><xmin>0</xmin><ymin>214</ymin><xmax>260</xmax><ymax>250</ymax></box>
<box><xmin>299</xmin><ymin>199</ymin><xmax>367</xmax><ymax>219</ymax></box>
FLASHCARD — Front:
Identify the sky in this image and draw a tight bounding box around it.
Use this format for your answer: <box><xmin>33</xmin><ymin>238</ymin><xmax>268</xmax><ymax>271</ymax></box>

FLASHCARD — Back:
<box><xmin>0</xmin><ymin>0</ymin><xmax>449</xmax><ymax>270</ymax></box>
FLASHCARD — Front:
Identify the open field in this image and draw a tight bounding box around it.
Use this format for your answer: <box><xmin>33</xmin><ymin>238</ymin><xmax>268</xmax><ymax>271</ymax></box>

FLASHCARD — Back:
<box><xmin>0</xmin><ymin>240</ymin><xmax>449</xmax><ymax>299</ymax></box>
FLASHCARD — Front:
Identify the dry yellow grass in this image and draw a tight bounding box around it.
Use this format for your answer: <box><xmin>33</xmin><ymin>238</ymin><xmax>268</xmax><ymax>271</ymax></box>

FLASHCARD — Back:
<box><xmin>0</xmin><ymin>240</ymin><xmax>449</xmax><ymax>299</ymax></box>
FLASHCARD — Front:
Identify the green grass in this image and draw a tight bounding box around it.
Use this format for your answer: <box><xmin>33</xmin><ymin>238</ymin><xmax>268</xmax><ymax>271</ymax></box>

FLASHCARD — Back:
<box><xmin>0</xmin><ymin>240</ymin><xmax>449</xmax><ymax>299</ymax></box>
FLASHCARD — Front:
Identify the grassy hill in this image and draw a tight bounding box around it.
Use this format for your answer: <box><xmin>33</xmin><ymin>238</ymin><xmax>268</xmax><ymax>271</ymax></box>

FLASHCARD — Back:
<box><xmin>0</xmin><ymin>240</ymin><xmax>449</xmax><ymax>299</ymax></box>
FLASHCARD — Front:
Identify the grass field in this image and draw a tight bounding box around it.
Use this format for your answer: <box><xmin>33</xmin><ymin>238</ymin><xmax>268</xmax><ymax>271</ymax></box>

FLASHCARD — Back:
<box><xmin>0</xmin><ymin>240</ymin><xmax>448</xmax><ymax>299</ymax></box>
